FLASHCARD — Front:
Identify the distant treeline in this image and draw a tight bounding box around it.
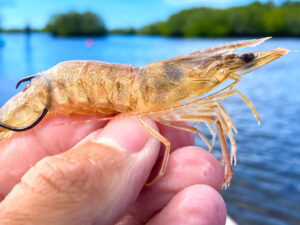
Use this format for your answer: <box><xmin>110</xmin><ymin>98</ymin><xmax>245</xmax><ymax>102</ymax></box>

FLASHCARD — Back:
<box><xmin>44</xmin><ymin>11</ymin><xmax>107</xmax><ymax>36</ymax></box>
<box><xmin>1</xmin><ymin>1</ymin><xmax>300</xmax><ymax>37</ymax></box>
<box><xmin>139</xmin><ymin>1</ymin><xmax>300</xmax><ymax>37</ymax></box>
<box><xmin>110</xmin><ymin>28</ymin><xmax>136</xmax><ymax>35</ymax></box>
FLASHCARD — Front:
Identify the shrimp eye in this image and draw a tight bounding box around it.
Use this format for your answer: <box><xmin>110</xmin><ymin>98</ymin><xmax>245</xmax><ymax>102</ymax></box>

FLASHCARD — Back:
<box><xmin>240</xmin><ymin>53</ymin><xmax>255</xmax><ymax>63</ymax></box>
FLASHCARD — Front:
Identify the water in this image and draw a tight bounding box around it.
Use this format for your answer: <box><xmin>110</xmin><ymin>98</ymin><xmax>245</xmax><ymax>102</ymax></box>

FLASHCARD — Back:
<box><xmin>0</xmin><ymin>33</ymin><xmax>299</xmax><ymax>224</ymax></box>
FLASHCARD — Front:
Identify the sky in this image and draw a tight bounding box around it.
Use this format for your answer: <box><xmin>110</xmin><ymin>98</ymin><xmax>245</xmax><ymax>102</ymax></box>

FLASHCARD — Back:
<box><xmin>0</xmin><ymin>0</ymin><xmax>296</xmax><ymax>29</ymax></box>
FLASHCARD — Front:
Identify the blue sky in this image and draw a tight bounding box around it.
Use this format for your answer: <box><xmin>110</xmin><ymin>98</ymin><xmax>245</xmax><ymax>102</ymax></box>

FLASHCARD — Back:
<box><xmin>0</xmin><ymin>0</ymin><xmax>295</xmax><ymax>29</ymax></box>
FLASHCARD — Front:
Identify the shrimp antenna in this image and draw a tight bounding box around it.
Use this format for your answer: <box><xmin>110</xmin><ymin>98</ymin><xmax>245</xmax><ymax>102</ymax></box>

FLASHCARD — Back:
<box><xmin>0</xmin><ymin>108</ymin><xmax>48</xmax><ymax>131</ymax></box>
<box><xmin>16</xmin><ymin>75</ymin><xmax>38</xmax><ymax>89</ymax></box>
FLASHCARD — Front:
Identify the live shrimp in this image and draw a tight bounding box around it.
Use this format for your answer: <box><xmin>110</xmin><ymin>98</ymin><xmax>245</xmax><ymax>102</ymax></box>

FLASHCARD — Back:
<box><xmin>0</xmin><ymin>37</ymin><xmax>288</xmax><ymax>188</ymax></box>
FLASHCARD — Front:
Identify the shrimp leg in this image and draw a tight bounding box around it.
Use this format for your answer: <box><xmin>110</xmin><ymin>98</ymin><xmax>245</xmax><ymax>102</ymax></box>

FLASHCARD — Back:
<box><xmin>138</xmin><ymin>117</ymin><xmax>171</xmax><ymax>186</ymax></box>
<box><xmin>155</xmin><ymin>119</ymin><xmax>212</xmax><ymax>151</ymax></box>
<box><xmin>192</xmin><ymin>121</ymin><xmax>216</xmax><ymax>151</ymax></box>
<box><xmin>205</xmin><ymin>122</ymin><xmax>216</xmax><ymax>152</ymax></box>
<box><xmin>216</xmin><ymin>102</ymin><xmax>237</xmax><ymax>134</ymax></box>
<box><xmin>216</xmin><ymin>102</ymin><xmax>238</xmax><ymax>164</ymax></box>
<box><xmin>163</xmin><ymin>115</ymin><xmax>232</xmax><ymax>189</ymax></box>
<box><xmin>219</xmin><ymin>88</ymin><xmax>260</xmax><ymax>124</ymax></box>
<box><xmin>0</xmin><ymin>108</ymin><xmax>48</xmax><ymax>131</ymax></box>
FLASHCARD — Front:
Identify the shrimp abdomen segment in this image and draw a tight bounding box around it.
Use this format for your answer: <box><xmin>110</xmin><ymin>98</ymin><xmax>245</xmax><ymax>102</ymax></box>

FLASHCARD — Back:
<box><xmin>47</xmin><ymin>61</ymin><xmax>137</xmax><ymax>114</ymax></box>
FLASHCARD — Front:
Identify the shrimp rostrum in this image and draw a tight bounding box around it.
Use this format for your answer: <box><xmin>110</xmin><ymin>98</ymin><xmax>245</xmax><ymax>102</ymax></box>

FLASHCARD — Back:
<box><xmin>0</xmin><ymin>37</ymin><xmax>288</xmax><ymax>188</ymax></box>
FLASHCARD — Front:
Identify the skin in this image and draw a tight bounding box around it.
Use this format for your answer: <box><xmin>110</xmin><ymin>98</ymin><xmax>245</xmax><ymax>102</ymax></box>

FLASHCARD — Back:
<box><xmin>0</xmin><ymin>114</ymin><xmax>226</xmax><ymax>225</ymax></box>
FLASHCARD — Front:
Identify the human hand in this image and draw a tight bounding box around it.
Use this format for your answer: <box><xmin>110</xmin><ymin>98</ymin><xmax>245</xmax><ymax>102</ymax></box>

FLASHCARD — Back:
<box><xmin>0</xmin><ymin>114</ymin><xmax>226</xmax><ymax>225</ymax></box>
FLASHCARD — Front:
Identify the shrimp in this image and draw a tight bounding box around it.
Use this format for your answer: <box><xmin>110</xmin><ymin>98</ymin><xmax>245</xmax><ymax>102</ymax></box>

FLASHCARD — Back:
<box><xmin>0</xmin><ymin>37</ymin><xmax>288</xmax><ymax>188</ymax></box>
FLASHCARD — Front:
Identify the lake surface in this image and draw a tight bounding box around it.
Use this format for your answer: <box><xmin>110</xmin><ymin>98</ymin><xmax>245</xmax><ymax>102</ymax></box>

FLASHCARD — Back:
<box><xmin>0</xmin><ymin>33</ymin><xmax>299</xmax><ymax>225</ymax></box>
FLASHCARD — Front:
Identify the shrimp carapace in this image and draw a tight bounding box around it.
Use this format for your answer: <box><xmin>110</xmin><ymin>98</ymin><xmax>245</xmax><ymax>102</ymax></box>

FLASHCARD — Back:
<box><xmin>0</xmin><ymin>37</ymin><xmax>288</xmax><ymax>188</ymax></box>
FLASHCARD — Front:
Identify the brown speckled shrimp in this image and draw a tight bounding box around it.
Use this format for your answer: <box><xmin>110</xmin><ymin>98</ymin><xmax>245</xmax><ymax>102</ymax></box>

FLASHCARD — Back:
<box><xmin>0</xmin><ymin>37</ymin><xmax>288</xmax><ymax>188</ymax></box>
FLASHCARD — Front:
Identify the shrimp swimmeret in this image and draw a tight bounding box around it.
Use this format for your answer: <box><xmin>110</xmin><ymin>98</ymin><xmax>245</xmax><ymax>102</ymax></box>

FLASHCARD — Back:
<box><xmin>0</xmin><ymin>37</ymin><xmax>288</xmax><ymax>188</ymax></box>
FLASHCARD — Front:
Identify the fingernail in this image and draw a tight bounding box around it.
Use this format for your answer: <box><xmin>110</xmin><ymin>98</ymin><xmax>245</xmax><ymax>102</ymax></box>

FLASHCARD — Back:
<box><xmin>93</xmin><ymin>117</ymin><xmax>154</xmax><ymax>153</ymax></box>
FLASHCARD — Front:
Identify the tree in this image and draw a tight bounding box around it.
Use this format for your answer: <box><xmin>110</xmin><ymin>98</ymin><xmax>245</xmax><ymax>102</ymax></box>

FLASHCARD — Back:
<box><xmin>139</xmin><ymin>2</ymin><xmax>300</xmax><ymax>37</ymax></box>
<box><xmin>45</xmin><ymin>11</ymin><xmax>107</xmax><ymax>37</ymax></box>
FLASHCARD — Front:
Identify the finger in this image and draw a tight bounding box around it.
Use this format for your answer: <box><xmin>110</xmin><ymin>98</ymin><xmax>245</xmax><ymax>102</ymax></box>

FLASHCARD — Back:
<box><xmin>0</xmin><ymin>114</ymin><xmax>107</xmax><ymax>199</ymax></box>
<box><xmin>117</xmin><ymin>147</ymin><xmax>224</xmax><ymax>224</ymax></box>
<box><xmin>0</xmin><ymin>116</ymin><xmax>193</xmax><ymax>200</ymax></box>
<box><xmin>0</xmin><ymin>117</ymin><xmax>161</xmax><ymax>225</ymax></box>
<box><xmin>147</xmin><ymin>185</ymin><xmax>227</xmax><ymax>225</ymax></box>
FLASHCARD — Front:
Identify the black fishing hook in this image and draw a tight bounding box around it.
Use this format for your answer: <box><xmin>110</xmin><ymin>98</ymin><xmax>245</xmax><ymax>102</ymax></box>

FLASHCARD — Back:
<box><xmin>16</xmin><ymin>75</ymin><xmax>39</xmax><ymax>89</ymax></box>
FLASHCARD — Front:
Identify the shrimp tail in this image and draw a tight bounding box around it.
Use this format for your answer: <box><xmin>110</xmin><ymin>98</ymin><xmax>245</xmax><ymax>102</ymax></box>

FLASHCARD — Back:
<box><xmin>0</xmin><ymin>108</ymin><xmax>48</xmax><ymax>132</ymax></box>
<box><xmin>0</xmin><ymin>75</ymin><xmax>51</xmax><ymax>141</ymax></box>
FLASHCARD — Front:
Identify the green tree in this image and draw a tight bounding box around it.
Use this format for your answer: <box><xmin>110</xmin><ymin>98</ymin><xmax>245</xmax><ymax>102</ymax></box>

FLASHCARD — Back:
<box><xmin>139</xmin><ymin>1</ymin><xmax>300</xmax><ymax>37</ymax></box>
<box><xmin>45</xmin><ymin>11</ymin><xmax>107</xmax><ymax>36</ymax></box>
<box><xmin>139</xmin><ymin>22</ymin><xmax>167</xmax><ymax>35</ymax></box>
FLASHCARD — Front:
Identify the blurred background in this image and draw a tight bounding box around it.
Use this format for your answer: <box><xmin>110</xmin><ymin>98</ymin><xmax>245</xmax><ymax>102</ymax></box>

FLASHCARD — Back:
<box><xmin>0</xmin><ymin>0</ymin><xmax>299</xmax><ymax>224</ymax></box>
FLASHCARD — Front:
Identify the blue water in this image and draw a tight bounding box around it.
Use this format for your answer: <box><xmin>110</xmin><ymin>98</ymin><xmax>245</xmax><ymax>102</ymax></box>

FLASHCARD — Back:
<box><xmin>0</xmin><ymin>33</ymin><xmax>299</xmax><ymax>224</ymax></box>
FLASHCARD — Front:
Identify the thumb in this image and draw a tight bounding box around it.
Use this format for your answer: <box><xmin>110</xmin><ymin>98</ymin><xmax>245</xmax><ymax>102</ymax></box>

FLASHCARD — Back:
<box><xmin>0</xmin><ymin>117</ymin><xmax>160</xmax><ymax>225</ymax></box>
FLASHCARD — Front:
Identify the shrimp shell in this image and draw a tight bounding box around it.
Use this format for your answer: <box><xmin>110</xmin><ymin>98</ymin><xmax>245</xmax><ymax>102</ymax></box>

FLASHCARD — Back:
<box><xmin>0</xmin><ymin>37</ymin><xmax>288</xmax><ymax>188</ymax></box>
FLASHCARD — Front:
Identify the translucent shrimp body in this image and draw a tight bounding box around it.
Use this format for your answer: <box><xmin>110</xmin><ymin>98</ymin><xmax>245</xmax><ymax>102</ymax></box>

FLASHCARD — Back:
<box><xmin>0</xmin><ymin>38</ymin><xmax>288</xmax><ymax>187</ymax></box>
